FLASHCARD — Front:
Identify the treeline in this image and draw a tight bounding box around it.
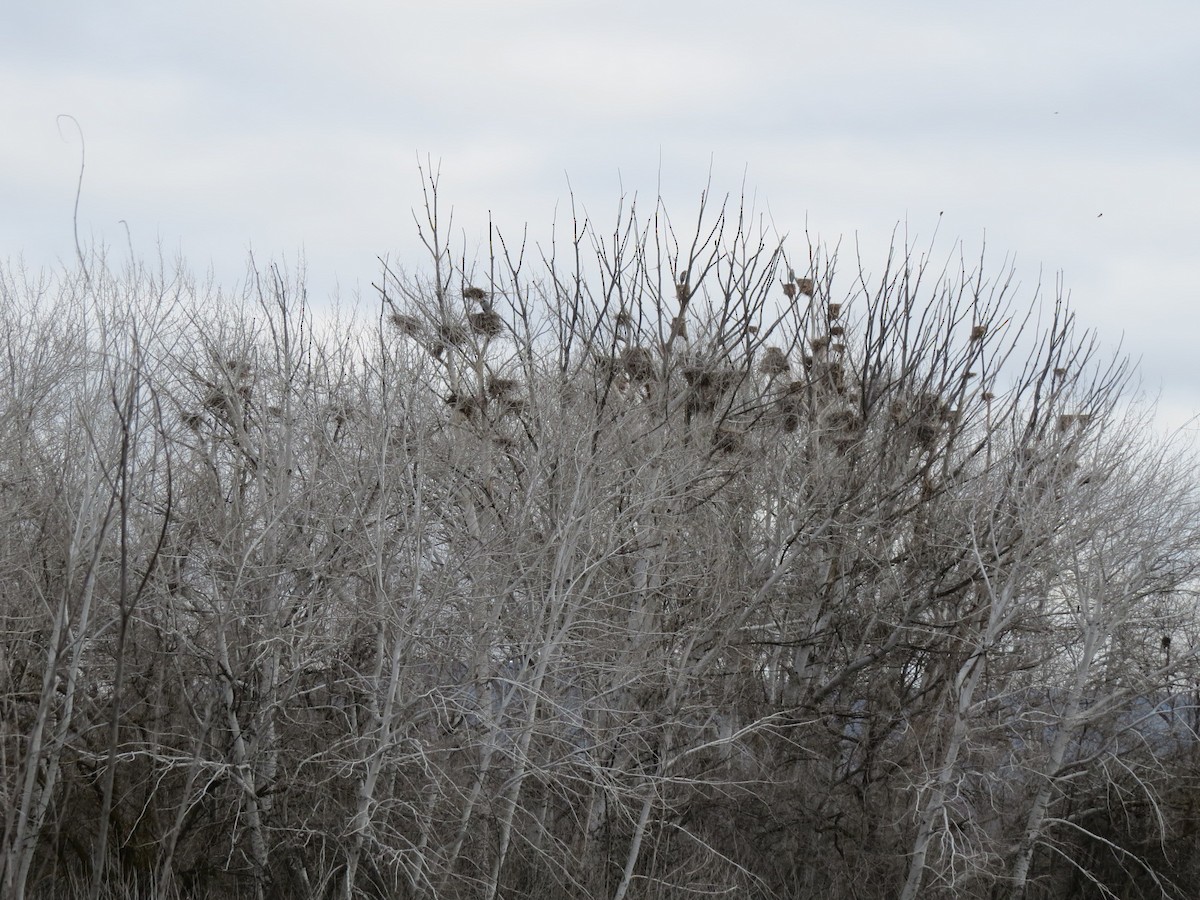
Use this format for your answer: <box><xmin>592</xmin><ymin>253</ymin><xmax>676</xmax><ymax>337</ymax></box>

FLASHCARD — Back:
<box><xmin>2</xmin><ymin>187</ymin><xmax>1200</xmax><ymax>900</ymax></box>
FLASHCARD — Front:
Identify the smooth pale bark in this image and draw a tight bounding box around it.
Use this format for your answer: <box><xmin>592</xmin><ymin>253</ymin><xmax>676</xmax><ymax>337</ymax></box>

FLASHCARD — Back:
<box><xmin>900</xmin><ymin>553</ymin><xmax>1029</xmax><ymax>900</ymax></box>
<box><xmin>5</xmin><ymin>454</ymin><xmax>115</xmax><ymax>900</ymax></box>
<box><xmin>612</xmin><ymin>785</ymin><xmax>657</xmax><ymax>900</ymax></box>
<box><xmin>213</xmin><ymin>621</ymin><xmax>270</xmax><ymax>898</ymax></box>
<box><xmin>1005</xmin><ymin>616</ymin><xmax>1102</xmax><ymax>898</ymax></box>
<box><xmin>898</xmin><ymin>651</ymin><xmax>986</xmax><ymax>900</ymax></box>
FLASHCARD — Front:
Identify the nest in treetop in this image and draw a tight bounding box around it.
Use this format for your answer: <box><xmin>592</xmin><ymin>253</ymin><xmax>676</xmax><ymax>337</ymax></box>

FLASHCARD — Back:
<box><xmin>902</xmin><ymin>393</ymin><xmax>957</xmax><ymax>447</ymax></box>
<box><xmin>826</xmin><ymin>409</ymin><xmax>862</xmax><ymax>452</ymax></box>
<box><xmin>469</xmin><ymin>310</ymin><xmax>504</xmax><ymax>337</ymax></box>
<box><xmin>811</xmin><ymin>336</ymin><xmax>830</xmax><ymax>353</ymax></box>
<box><xmin>1057</xmin><ymin>413</ymin><xmax>1092</xmax><ymax>432</ymax></box>
<box><xmin>891</xmin><ymin>395</ymin><xmax>941</xmax><ymax>426</ymax></box>
<box><xmin>445</xmin><ymin>391</ymin><xmax>481</xmax><ymax>418</ymax></box>
<box><xmin>1054</xmin><ymin>367</ymin><xmax>1068</xmax><ymax>378</ymax></box>
<box><xmin>487</xmin><ymin>375</ymin><xmax>521</xmax><ymax>399</ymax></box>
<box><xmin>774</xmin><ymin>382</ymin><xmax>807</xmax><ymax>432</ymax></box>
<box><xmin>760</xmin><ymin>346</ymin><xmax>790</xmax><ymax>375</ymax></box>
<box><xmin>436</xmin><ymin>322</ymin><xmax>469</xmax><ymax>346</ymax></box>
<box><xmin>615</xmin><ymin>310</ymin><xmax>633</xmax><ymax>328</ymax></box>
<box><xmin>830</xmin><ymin>325</ymin><xmax>845</xmax><ymax>337</ymax></box>
<box><xmin>620</xmin><ymin>346</ymin><xmax>656</xmax><ymax>381</ymax></box>
<box><xmin>915</xmin><ymin>420</ymin><xmax>941</xmax><ymax>447</ymax></box>
<box><xmin>684</xmin><ymin>367</ymin><xmax>737</xmax><ymax>415</ymax></box>
<box><xmin>389</xmin><ymin>313</ymin><xmax>423</xmax><ymax>337</ymax></box>
<box><xmin>782</xmin><ymin>282</ymin><xmax>798</xmax><ymax>299</ymax></box>
<box><xmin>982</xmin><ymin>391</ymin><xmax>995</xmax><ymax>402</ymax></box>
<box><xmin>828</xmin><ymin>303</ymin><xmax>842</xmax><ymax>319</ymax></box>
<box><xmin>908</xmin><ymin>392</ymin><xmax>952</xmax><ymax>421</ymax></box>
<box><xmin>970</xmin><ymin>325</ymin><xmax>987</xmax><ymax>341</ymax></box>
<box><xmin>225</xmin><ymin>358</ymin><xmax>253</xmax><ymax>381</ymax></box>
<box><xmin>796</xmin><ymin>277</ymin><xmax>815</xmax><ymax>296</ymax></box>
<box><xmin>683</xmin><ymin>363</ymin><xmax>736</xmax><ymax>393</ymax></box>
<box><xmin>202</xmin><ymin>386</ymin><xmax>233</xmax><ymax>414</ymax></box>
<box><xmin>463</xmin><ymin>286</ymin><xmax>488</xmax><ymax>302</ymax></box>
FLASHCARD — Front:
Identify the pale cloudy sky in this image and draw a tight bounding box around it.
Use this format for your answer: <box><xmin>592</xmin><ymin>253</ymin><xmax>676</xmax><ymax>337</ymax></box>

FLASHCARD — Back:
<box><xmin>3</xmin><ymin>1</ymin><xmax>1198</xmax><ymax>430</ymax></box>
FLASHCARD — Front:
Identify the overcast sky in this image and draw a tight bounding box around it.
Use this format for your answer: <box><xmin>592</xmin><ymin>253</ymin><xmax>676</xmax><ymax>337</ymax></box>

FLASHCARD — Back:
<box><xmin>3</xmin><ymin>1</ymin><xmax>1198</xmax><ymax>431</ymax></box>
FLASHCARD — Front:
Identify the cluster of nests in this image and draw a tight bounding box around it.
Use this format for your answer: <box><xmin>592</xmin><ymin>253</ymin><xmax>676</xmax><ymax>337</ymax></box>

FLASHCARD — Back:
<box><xmin>383</xmin><ymin>283</ymin><xmax>1010</xmax><ymax>457</ymax></box>
<box><xmin>782</xmin><ymin>277</ymin><xmax>816</xmax><ymax>299</ymax></box>
<box><xmin>388</xmin><ymin>286</ymin><xmax>505</xmax><ymax>357</ymax></box>
<box><xmin>608</xmin><ymin>333</ymin><xmax>970</xmax><ymax>457</ymax></box>
<box><xmin>760</xmin><ymin>343</ymin><xmax>846</xmax><ymax>385</ymax></box>
<box><xmin>889</xmin><ymin>394</ymin><xmax>959</xmax><ymax>449</ymax></box>
<box><xmin>606</xmin><ymin>338</ymin><xmax>859</xmax><ymax>448</ymax></box>
<box><xmin>386</xmin><ymin>286</ymin><xmax>529</xmax><ymax>429</ymax></box>
<box><xmin>182</xmin><ymin>357</ymin><xmax>255</xmax><ymax>431</ymax></box>
<box><xmin>443</xmin><ymin>373</ymin><xmax>527</xmax><ymax>421</ymax></box>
